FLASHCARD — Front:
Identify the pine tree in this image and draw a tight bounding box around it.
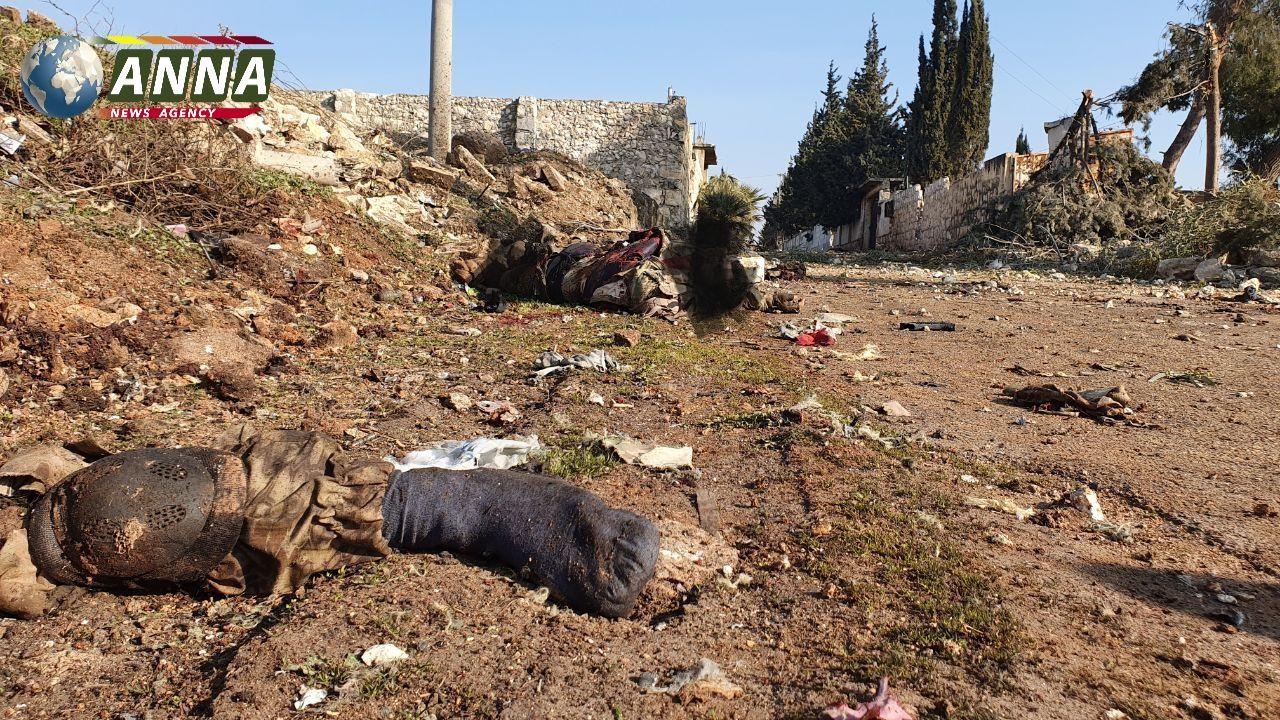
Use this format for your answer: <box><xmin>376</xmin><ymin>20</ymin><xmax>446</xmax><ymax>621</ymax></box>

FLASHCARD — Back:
<box><xmin>1016</xmin><ymin>127</ymin><xmax>1032</xmax><ymax>155</ymax></box>
<box><xmin>832</xmin><ymin>17</ymin><xmax>905</xmax><ymax>223</ymax></box>
<box><xmin>906</xmin><ymin>0</ymin><xmax>960</xmax><ymax>184</ymax></box>
<box><xmin>947</xmin><ymin>0</ymin><xmax>994</xmax><ymax>174</ymax></box>
<box><xmin>765</xmin><ymin>63</ymin><xmax>845</xmax><ymax>235</ymax></box>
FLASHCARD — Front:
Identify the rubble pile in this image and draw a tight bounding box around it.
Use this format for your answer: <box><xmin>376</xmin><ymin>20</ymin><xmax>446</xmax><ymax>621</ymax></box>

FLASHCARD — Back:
<box><xmin>234</xmin><ymin>91</ymin><xmax>641</xmax><ymax>265</ymax></box>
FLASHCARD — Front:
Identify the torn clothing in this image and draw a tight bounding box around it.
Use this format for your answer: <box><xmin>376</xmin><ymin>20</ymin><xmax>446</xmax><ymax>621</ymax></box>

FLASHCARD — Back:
<box><xmin>0</xmin><ymin>427</ymin><xmax>393</xmax><ymax>617</ymax></box>
<box><xmin>207</xmin><ymin>426</ymin><xmax>392</xmax><ymax>595</ymax></box>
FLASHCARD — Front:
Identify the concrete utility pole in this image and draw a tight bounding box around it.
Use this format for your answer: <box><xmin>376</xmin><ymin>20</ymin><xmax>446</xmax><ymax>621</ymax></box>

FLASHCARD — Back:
<box><xmin>428</xmin><ymin>0</ymin><xmax>453</xmax><ymax>161</ymax></box>
<box><xmin>1204</xmin><ymin>22</ymin><xmax>1222</xmax><ymax>195</ymax></box>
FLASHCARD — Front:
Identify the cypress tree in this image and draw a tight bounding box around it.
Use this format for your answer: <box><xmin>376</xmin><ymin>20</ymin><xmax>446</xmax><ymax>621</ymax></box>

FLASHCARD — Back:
<box><xmin>904</xmin><ymin>35</ymin><xmax>930</xmax><ymax>181</ymax></box>
<box><xmin>835</xmin><ymin>17</ymin><xmax>905</xmax><ymax>220</ymax></box>
<box><xmin>906</xmin><ymin>0</ymin><xmax>960</xmax><ymax>184</ymax></box>
<box><xmin>1016</xmin><ymin>127</ymin><xmax>1032</xmax><ymax>155</ymax></box>
<box><xmin>948</xmin><ymin>0</ymin><xmax>994</xmax><ymax>174</ymax></box>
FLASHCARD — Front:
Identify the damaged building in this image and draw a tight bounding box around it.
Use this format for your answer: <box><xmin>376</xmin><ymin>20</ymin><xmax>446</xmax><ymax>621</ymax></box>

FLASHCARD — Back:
<box><xmin>781</xmin><ymin>119</ymin><xmax>1135</xmax><ymax>254</ymax></box>
<box><xmin>299</xmin><ymin>89</ymin><xmax>718</xmax><ymax>229</ymax></box>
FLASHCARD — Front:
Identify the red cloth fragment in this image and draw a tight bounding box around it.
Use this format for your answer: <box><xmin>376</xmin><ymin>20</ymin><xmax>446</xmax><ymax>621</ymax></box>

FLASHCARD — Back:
<box><xmin>796</xmin><ymin>329</ymin><xmax>835</xmax><ymax>347</ymax></box>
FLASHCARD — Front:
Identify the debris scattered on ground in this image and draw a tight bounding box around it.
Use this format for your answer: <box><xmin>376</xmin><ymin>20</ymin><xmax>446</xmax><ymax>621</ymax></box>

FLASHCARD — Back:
<box><xmin>637</xmin><ymin>658</ymin><xmax>744</xmax><ymax>703</ymax></box>
<box><xmin>899</xmin><ymin>321</ymin><xmax>957</xmax><ymax>332</ymax></box>
<box><xmin>360</xmin><ymin>644</ymin><xmax>410</xmax><ymax>668</ymax></box>
<box><xmin>797</xmin><ymin>328</ymin><xmax>837</xmax><ymax>347</ymax></box>
<box><xmin>532</xmin><ymin>349</ymin><xmax>621</xmax><ymax>377</ymax></box>
<box><xmin>825</xmin><ymin>677</ymin><xmax>916</xmax><ymax>720</ymax></box>
<box><xmin>966</xmin><ymin>496</ymin><xmax>1037</xmax><ymax>521</ymax></box>
<box><xmin>293</xmin><ymin>687</ymin><xmax>328</xmax><ymax>711</ymax></box>
<box><xmin>1003</xmin><ymin>384</ymin><xmax>1137</xmax><ymax>424</ymax></box>
<box><xmin>388</xmin><ymin>436</ymin><xmax>543</xmax><ymax>472</ymax></box>
<box><xmin>597</xmin><ymin>435</ymin><xmax>693</xmax><ymax>470</ymax></box>
<box><xmin>880</xmin><ymin>401</ymin><xmax>912</xmax><ymax>418</ymax></box>
<box><xmin>653</xmin><ymin>519</ymin><xmax>740</xmax><ymax>594</ymax></box>
<box><xmin>0</xmin><ymin>444</ymin><xmax>87</xmax><ymax>496</ymax></box>
<box><xmin>1061</xmin><ymin>488</ymin><xmax>1107</xmax><ymax>523</ymax></box>
<box><xmin>1148</xmin><ymin>370</ymin><xmax>1218</xmax><ymax>388</ymax></box>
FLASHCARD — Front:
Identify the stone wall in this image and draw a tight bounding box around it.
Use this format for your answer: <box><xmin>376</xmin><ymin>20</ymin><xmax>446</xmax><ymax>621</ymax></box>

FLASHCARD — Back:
<box><xmin>878</xmin><ymin>152</ymin><xmax>1046</xmax><ymax>252</ymax></box>
<box><xmin>297</xmin><ymin>90</ymin><xmax>706</xmax><ymax>228</ymax></box>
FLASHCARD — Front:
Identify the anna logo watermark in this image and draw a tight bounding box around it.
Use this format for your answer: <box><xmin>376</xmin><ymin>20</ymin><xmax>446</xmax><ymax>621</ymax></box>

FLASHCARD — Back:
<box><xmin>20</xmin><ymin>34</ymin><xmax>275</xmax><ymax>120</ymax></box>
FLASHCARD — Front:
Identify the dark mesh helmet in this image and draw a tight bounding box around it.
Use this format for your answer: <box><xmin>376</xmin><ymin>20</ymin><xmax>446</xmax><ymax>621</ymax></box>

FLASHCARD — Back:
<box><xmin>28</xmin><ymin>448</ymin><xmax>247</xmax><ymax>587</ymax></box>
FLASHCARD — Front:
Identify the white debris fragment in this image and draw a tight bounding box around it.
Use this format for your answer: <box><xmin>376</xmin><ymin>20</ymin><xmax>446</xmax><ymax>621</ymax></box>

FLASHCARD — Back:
<box><xmin>294</xmin><ymin>686</ymin><xmax>327</xmax><ymax>710</ymax></box>
<box><xmin>361</xmin><ymin>643</ymin><xmax>410</xmax><ymax>667</ymax></box>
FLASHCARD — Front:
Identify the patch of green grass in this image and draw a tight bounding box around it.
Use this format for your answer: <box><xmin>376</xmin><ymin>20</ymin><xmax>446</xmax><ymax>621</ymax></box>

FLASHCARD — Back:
<box><xmin>543</xmin><ymin>441</ymin><xmax>616</xmax><ymax>480</ymax></box>
<box><xmin>247</xmin><ymin>168</ymin><xmax>325</xmax><ymax>196</ymax></box>
<box><xmin>279</xmin><ymin>655</ymin><xmax>353</xmax><ymax>688</ymax></box>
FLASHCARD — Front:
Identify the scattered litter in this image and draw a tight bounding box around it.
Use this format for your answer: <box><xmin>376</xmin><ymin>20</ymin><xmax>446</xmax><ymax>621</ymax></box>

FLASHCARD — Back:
<box><xmin>445</xmin><ymin>326</ymin><xmax>482</xmax><ymax>337</ymax></box>
<box><xmin>899</xmin><ymin>321</ymin><xmax>956</xmax><ymax>332</ymax></box>
<box><xmin>475</xmin><ymin>400</ymin><xmax>521</xmax><ymax>425</ymax></box>
<box><xmin>293</xmin><ymin>687</ymin><xmax>327</xmax><ymax>711</ymax></box>
<box><xmin>797</xmin><ymin>328</ymin><xmax>836</xmax><ymax>347</ymax></box>
<box><xmin>638</xmin><ymin>658</ymin><xmax>744</xmax><ymax>702</ymax></box>
<box><xmin>880</xmin><ymin>401</ymin><xmax>912</xmax><ymax>418</ymax></box>
<box><xmin>1062</xmin><ymin>488</ymin><xmax>1106</xmax><ymax>523</ymax></box>
<box><xmin>1095</xmin><ymin>522</ymin><xmax>1134</xmax><ymax>543</ymax></box>
<box><xmin>587</xmin><ymin>391</ymin><xmax>606</xmax><ymax>406</ymax></box>
<box><xmin>164</xmin><ymin>223</ymin><xmax>189</xmax><ymax>238</ymax></box>
<box><xmin>1148</xmin><ymin>370</ymin><xmax>1218</xmax><ymax>388</ymax></box>
<box><xmin>779</xmin><ymin>322</ymin><xmax>802</xmax><ymax>341</ymax></box>
<box><xmin>854</xmin><ymin>344</ymin><xmax>883</xmax><ymax>361</ymax></box>
<box><xmin>532</xmin><ymin>349</ymin><xmax>620</xmax><ymax>377</ymax></box>
<box><xmin>388</xmin><ymin>436</ymin><xmax>542</xmax><ymax>472</ymax></box>
<box><xmin>1003</xmin><ymin>384</ymin><xmax>1137</xmax><ymax>424</ymax></box>
<box><xmin>965</xmin><ymin>496</ymin><xmax>1036</xmax><ymax>521</ymax></box>
<box><xmin>360</xmin><ymin>644</ymin><xmax>409</xmax><ymax>667</ymax></box>
<box><xmin>598</xmin><ymin>435</ymin><xmax>693</xmax><ymax>470</ymax></box>
<box><xmin>825</xmin><ymin>677</ymin><xmax>916</xmax><ymax>720</ymax></box>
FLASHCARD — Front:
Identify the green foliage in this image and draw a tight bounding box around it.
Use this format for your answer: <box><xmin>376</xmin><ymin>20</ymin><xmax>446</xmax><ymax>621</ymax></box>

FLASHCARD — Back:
<box><xmin>765</xmin><ymin>18</ymin><xmax>906</xmax><ymax>236</ymax></box>
<box><xmin>1222</xmin><ymin>4</ymin><xmax>1280</xmax><ymax>178</ymax></box>
<box><xmin>694</xmin><ymin>174</ymin><xmax>766</xmax><ymax>252</ymax></box>
<box><xmin>946</xmin><ymin>0</ymin><xmax>994</xmax><ymax>174</ymax></box>
<box><xmin>1162</xmin><ymin>177</ymin><xmax>1280</xmax><ymax>256</ymax></box>
<box><xmin>906</xmin><ymin>0</ymin><xmax>960</xmax><ymax>184</ymax></box>
<box><xmin>543</xmin><ymin>441</ymin><xmax>616</xmax><ymax>480</ymax></box>
<box><xmin>1016</xmin><ymin>127</ymin><xmax>1032</xmax><ymax>155</ymax></box>
<box><xmin>975</xmin><ymin>143</ymin><xmax>1185</xmax><ymax>253</ymax></box>
<box><xmin>1117</xmin><ymin>1</ymin><xmax>1280</xmax><ymax>179</ymax></box>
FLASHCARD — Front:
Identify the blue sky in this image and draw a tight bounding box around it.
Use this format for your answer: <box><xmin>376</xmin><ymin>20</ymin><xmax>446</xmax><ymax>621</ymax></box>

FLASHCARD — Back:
<box><xmin>49</xmin><ymin>0</ymin><xmax>1206</xmax><ymax>191</ymax></box>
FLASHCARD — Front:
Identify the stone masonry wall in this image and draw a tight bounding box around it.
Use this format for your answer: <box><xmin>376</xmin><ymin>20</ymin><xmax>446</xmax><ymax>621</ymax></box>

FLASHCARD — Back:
<box><xmin>297</xmin><ymin>90</ymin><xmax>700</xmax><ymax>228</ymax></box>
<box><xmin>879</xmin><ymin>153</ymin><xmax>1043</xmax><ymax>252</ymax></box>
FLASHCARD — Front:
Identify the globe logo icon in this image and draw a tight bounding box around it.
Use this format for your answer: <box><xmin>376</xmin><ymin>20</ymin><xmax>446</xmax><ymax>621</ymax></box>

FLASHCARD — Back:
<box><xmin>20</xmin><ymin>35</ymin><xmax>104</xmax><ymax>119</ymax></box>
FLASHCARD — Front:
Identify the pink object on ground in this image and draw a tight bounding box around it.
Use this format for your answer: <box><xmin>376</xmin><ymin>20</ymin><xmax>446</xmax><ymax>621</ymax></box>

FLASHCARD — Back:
<box><xmin>824</xmin><ymin>678</ymin><xmax>915</xmax><ymax>720</ymax></box>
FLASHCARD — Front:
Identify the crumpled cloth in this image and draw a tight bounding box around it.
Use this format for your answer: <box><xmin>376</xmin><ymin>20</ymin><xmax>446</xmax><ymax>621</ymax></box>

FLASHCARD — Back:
<box><xmin>1003</xmin><ymin>384</ymin><xmax>1135</xmax><ymax>423</ymax></box>
<box><xmin>207</xmin><ymin>426</ymin><xmax>393</xmax><ymax>595</ymax></box>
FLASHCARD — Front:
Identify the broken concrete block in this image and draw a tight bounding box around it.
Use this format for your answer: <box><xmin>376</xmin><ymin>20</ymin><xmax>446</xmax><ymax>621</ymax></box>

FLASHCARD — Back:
<box><xmin>541</xmin><ymin>164</ymin><xmax>568</xmax><ymax>192</ymax></box>
<box><xmin>251</xmin><ymin>147</ymin><xmax>340</xmax><ymax>186</ymax></box>
<box><xmin>229</xmin><ymin>113</ymin><xmax>268</xmax><ymax>143</ymax></box>
<box><xmin>451</xmin><ymin>144</ymin><xmax>495</xmax><ymax>184</ymax></box>
<box><xmin>1156</xmin><ymin>256</ymin><xmax>1200</xmax><ymax>281</ymax></box>
<box><xmin>325</xmin><ymin>121</ymin><xmax>364</xmax><ymax>154</ymax></box>
<box><xmin>407</xmin><ymin>159</ymin><xmax>458</xmax><ymax>190</ymax></box>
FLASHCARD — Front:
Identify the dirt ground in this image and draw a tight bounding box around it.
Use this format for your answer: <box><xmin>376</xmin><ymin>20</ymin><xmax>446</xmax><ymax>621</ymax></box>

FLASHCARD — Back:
<box><xmin>2</xmin><ymin>249</ymin><xmax>1279</xmax><ymax>720</ymax></box>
